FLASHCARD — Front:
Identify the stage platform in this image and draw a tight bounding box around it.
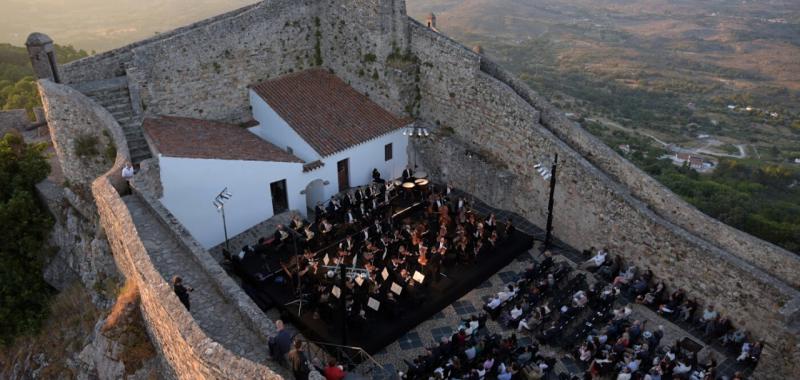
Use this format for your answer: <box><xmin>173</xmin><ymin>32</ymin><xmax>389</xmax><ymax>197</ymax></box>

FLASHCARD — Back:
<box><xmin>230</xmin><ymin>209</ymin><xmax>533</xmax><ymax>354</ymax></box>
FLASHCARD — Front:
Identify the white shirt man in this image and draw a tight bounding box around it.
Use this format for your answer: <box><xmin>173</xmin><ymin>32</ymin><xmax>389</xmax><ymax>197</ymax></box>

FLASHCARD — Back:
<box><xmin>122</xmin><ymin>163</ymin><xmax>134</xmax><ymax>181</ymax></box>
<box><xmin>510</xmin><ymin>305</ymin><xmax>523</xmax><ymax>320</ymax></box>
<box><xmin>584</xmin><ymin>249</ymin><xmax>607</xmax><ymax>269</ymax></box>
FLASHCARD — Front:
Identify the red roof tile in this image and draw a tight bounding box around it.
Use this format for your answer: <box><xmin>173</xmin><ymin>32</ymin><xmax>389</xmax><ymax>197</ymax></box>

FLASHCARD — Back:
<box><xmin>251</xmin><ymin>69</ymin><xmax>411</xmax><ymax>157</ymax></box>
<box><xmin>142</xmin><ymin>116</ymin><xmax>302</xmax><ymax>163</ymax></box>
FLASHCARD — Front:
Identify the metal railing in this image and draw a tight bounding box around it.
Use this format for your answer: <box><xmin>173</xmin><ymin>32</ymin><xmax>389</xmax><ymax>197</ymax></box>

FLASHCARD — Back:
<box><xmin>304</xmin><ymin>340</ymin><xmax>390</xmax><ymax>378</ymax></box>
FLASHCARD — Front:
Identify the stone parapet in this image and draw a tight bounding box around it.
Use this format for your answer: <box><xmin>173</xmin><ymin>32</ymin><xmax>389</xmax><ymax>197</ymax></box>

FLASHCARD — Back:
<box><xmin>477</xmin><ymin>58</ymin><xmax>800</xmax><ymax>290</ymax></box>
<box><xmin>132</xmin><ymin>184</ymin><xmax>282</xmax><ymax>351</ymax></box>
<box><xmin>37</xmin><ymin>79</ymin><xmax>129</xmax><ymax>188</ymax></box>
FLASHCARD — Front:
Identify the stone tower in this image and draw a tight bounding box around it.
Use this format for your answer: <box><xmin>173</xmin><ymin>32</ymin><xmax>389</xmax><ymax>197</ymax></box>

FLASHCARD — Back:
<box><xmin>426</xmin><ymin>13</ymin><xmax>437</xmax><ymax>29</ymax></box>
<box><xmin>26</xmin><ymin>32</ymin><xmax>61</xmax><ymax>83</ymax></box>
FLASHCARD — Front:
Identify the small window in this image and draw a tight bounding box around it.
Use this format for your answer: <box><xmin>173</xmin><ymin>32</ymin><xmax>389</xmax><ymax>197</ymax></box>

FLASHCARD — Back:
<box><xmin>287</xmin><ymin>146</ymin><xmax>293</xmax><ymax>154</ymax></box>
<box><xmin>384</xmin><ymin>143</ymin><xmax>393</xmax><ymax>161</ymax></box>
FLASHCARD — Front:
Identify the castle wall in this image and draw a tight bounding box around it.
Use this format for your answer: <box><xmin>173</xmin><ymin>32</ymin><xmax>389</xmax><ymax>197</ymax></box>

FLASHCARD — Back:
<box><xmin>0</xmin><ymin>109</ymin><xmax>30</xmax><ymax>134</ymax></box>
<box><xmin>81</xmin><ymin>89</ymin><xmax>288</xmax><ymax>379</ymax></box>
<box><xmin>61</xmin><ymin>0</ymin><xmax>318</xmax><ymax>123</ymax></box>
<box><xmin>38</xmin><ymin>79</ymin><xmax>285</xmax><ymax>379</ymax></box>
<box><xmin>318</xmin><ymin>0</ymin><xmax>417</xmax><ymax>116</ymax></box>
<box><xmin>405</xmin><ymin>20</ymin><xmax>800</xmax><ymax>378</ymax></box>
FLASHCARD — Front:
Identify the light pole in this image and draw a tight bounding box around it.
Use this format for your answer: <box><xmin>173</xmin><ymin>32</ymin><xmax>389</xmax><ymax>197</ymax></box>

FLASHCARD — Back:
<box><xmin>212</xmin><ymin>187</ymin><xmax>233</xmax><ymax>252</ymax></box>
<box><xmin>403</xmin><ymin>123</ymin><xmax>430</xmax><ymax>169</ymax></box>
<box><xmin>535</xmin><ymin>154</ymin><xmax>558</xmax><ymax>249</ymax></box>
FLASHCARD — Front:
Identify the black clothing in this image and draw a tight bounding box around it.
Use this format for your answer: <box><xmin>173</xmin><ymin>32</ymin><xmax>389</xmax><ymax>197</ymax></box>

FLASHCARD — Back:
<box><xmin>174</xmin><ymin>283</ymin><xmax>191</xmax><ymax>311</ymax></box>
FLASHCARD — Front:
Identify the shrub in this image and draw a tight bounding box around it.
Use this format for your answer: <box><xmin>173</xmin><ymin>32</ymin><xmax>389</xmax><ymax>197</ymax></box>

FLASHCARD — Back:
<box><xmin>74</xmin><ymin>133</ymin><xmax>99</xmax><ymax>158</ymax></box>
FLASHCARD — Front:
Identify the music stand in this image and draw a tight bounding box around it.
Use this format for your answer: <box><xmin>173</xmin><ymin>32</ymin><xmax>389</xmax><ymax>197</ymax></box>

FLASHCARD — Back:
<box><xmin>284</xmin><ymin>226</ymin><xmax>307</xmax><ymax>314</ymax></box>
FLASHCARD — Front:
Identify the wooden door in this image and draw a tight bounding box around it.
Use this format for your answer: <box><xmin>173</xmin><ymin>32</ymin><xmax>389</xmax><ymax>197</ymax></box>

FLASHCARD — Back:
<box><xmin>337</xmin><ymin>159</ymin><xmax>349</xmax><ymax>192</ymax></box>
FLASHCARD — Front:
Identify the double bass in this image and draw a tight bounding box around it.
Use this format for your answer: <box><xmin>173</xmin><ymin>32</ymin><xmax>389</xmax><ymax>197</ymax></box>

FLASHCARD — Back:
<box><xmin>417</xmin><ymin>244</ymin><xmax>429</xmax><ymax>266</ymax></box>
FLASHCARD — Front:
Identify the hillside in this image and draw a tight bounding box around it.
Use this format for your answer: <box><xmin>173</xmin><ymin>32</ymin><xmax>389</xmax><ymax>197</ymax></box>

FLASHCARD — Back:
<box><xmin>0</xmin><ymin>43</ymin><xmax>88</xmax><ymax>119</ymax></box>
<box><xmin>408</xmin><ymin>0</ymin><xmax>800</xmax><ymax>253</ymax></box>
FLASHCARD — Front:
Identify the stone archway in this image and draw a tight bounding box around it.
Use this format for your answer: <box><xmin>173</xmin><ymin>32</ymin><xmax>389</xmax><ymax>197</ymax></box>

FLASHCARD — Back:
<box><xmin>304</xmin><ymin>179</ymin><xmax>325</xmax><ymax>216</ymax></box>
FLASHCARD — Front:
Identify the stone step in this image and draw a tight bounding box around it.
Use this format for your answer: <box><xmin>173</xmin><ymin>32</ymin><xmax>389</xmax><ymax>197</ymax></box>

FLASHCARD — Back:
<box><xmin>90</xmin><ymin>92</ymin><xmax>130</xmax><ymax>106</ymax></box>
<box><xmin>130</xmin><ymin>145</ymin><xmax>151</xmax><ymax>158</ymax></box>
<box><xmin>112</xmin><ymin>113</ymin><xmax>134</xmax><ymax>123</ymax></box>
<box><xmin>105</xmin><ymin>102</ymin><xmax>132</xmax><ymax>114</ymax></box>
<box><xmin>129</xmin><ymin>140</ymin><xmax>149</xmax><ymax>151</ymax></box>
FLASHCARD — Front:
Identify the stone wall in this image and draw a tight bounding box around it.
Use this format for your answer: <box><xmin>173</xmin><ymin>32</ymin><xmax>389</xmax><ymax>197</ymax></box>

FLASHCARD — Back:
<box><xmin>60</xmin><ymin>0</ymin><xmax>317</xmax><ymax>123</ymax></box>
<box><xmin>319</xmin><ymin>0</ymin><xmax>416</xmax><ymax>116</ymax></box>
<box><xmin>87</xmin><ymin>96</ymin><xmax>287</xmax><ymax>379</ymax></box>
<box><xmin>93</xmin><ymin>175</ymin><xmax>284</xmax><ymax>379</ymax></box>
<box><xmin>37</xmin><ymin>80</ymin><xmax>127</xmax><ymax>187</ymax></box>
<box><xmin>478</xmin><ymin>58</ymin><xmax>800</xmax><ymax>290</ymax></box>
<box><xmin>404</xmin><ymin>19</ymin><xmax>800</xmax><ymax>378</ymax></box>
<box><xmin>0</xmin><ymin>109</ymin><xmax>30</xmax><ymax>135</ymax></box>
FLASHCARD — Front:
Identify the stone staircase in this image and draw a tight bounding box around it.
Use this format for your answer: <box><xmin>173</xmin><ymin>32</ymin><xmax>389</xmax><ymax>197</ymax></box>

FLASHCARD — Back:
<box><xmin>73</xmin><ymin>76</ymin><xmax>152</xmax><ymax>165</ymax></box>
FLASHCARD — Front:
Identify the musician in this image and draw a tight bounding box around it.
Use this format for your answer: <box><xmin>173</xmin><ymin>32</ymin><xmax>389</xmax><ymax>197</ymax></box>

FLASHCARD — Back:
<box><xmin>504</xmin><ymin>218</ymin><xmax>516</xmax><ymax>239</ymax></box>
<box><xmin>372</xmin><ymin>168</ymin><xmax>381</xmax><ymax>182</ymax></box>
<box><xmin>290</xmin><ymin>214</ymin><xmax>305</xmax><ymax>231</ymax></box>
<box><xmin>326</xmin><ymin>197</ymin><xmax>337</xmax><ymax>215</ymax></box>
<box><xmin>342</xmin><ymin>192</ymin><xmax>352</xmax><ymax>209</ymax></box>
<box><xmin>274</xmin><ymin>224</ymin><xmax>290</xmax><ymax>250</ymax></box>
<box><xmin>360</xmin><ymin>227</ymin><xmax>370</xmax><ymax>244</ymax></box>
<box><xmin>428</xmin><ymin>246</ymin><xmax>443</xmax><ymax>283</ymax></box>
<box><xmin>340</xmin><ymin>235</ymin><xmax>356</xmax><ymax>252</ymax></box>
<box><xmin>314</xmin><ymin>202</ymin><xmax>326</xmax><ymax>223</ymax></box>
<box><xmin>487</xmin><ymin>230</ymin><xmax>498</xmax><ymax>249</ymax></box>
<box><xmin>485</xmin><ymin>213</ymin><xmax>497</xmax><ymax>233</ymax></box>
<box><xmin>344</xmin><ymin>208</ymin><xmax>357</xmax><ymax>224</ymax></box>
<box><xmin>320</xmin><ymin>218</ymin><xmax>334</xmax><ymax>240</ymax></box>
<box><xmin>402</xmin><ymin>166</ymin><xmax>413</xmax><ymax>181</ymax></box>
<box><xmin>370</xmin><ymin>197</ymin><xmax>380</xmax><ymax>213</ymax></box>
<box><xmin>371</xmin><ymin>219</ymin><xmax>384</xmax><ymax>237</ymax></box>
<box><xmin>303</xmin><ymin>225</ymin><xmax>316</xmax><ymax>248</ymax></box>
<box><xmin>358</xmin><ymin>202</ymin><xmax>369</xmax><ymax>220</ymax></box>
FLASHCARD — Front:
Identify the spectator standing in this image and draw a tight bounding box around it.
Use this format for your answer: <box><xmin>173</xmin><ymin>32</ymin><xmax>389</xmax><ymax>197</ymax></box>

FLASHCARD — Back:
<box><xmin>171</xmin><ymin>276</ymin><xmax>193</xmax><ymax>311</ymax></box>
<box><xmin>287</xmin><ymin>339</ymin><xmax>310</xmax><ymax>380</ymax></box>
<box><xmin>121</xmin><ymin>162</ymin><xmax>134</xmax><ymax>194</ymax></box>
<box><xmin>269</xmin><ymin>320</ymin><xmax>293</xmax><ymax>365</ymax></box>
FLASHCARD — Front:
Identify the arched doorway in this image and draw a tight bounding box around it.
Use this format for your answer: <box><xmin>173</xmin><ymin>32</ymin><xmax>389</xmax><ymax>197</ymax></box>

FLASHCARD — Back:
<box><xmin>305</xmin><ymin>179</ymin><xmax>325</xmax><ymax>217</ymax></box>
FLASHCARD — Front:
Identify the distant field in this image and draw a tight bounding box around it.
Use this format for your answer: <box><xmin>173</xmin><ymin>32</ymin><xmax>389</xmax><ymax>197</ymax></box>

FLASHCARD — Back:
<box><xmin>407</xmin><ymin>0</ymin><xmax>800</xmax><ymax>161</ymax></box>
<box><xmin>0</xmin><ymin>0</ymin><xmax>258</xmax><ymax>52</ymax></box>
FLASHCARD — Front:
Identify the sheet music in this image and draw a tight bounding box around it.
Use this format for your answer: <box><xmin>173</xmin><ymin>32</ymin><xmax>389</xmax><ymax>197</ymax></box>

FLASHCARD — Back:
<box><xmin>390</xmin><ymin>282</ymin><xmax>402</xmax><ymax>295</ymax></box>
<box><xmin>332</xmin><ymin>285</ymin><xmax>341</xmax><ymax>298</ymax></box>
<box><xmin>382</xmin><ymin>267</ymin><xmax>390</xmax><ymax>280</ymax></box>
<box><xmin>413</xmin><ymin>271</ymin><xmax>426</xmax><ymax>284</ymax></box>
<box><xmin>367</xmin><ymin>297</ymin><xmax>380</xmax><ymax>311</ymax></box>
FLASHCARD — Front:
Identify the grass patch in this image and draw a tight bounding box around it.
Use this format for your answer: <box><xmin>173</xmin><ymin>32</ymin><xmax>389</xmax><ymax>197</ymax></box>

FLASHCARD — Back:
<box><xmin>73</xmin><ymin>133</ymin><xmax>99</xmax><ymax>158</ymax></box>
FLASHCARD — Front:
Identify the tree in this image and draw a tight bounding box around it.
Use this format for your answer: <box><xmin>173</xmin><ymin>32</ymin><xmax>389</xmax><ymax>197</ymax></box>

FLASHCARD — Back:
<box><xmin>0</xmin><ymin>132</ymin><xmax>52</xmax><ymax>346</ymax></box>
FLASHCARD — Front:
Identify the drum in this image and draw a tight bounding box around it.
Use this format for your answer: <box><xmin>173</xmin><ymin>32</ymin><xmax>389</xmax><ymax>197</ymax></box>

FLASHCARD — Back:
<box><xmin>415</xmin><ymin>178</ymin><xmax>429</xmax><ymax>193</ymax></box>
<box><xmin>402</xmin><ymin>182</ymin><xmax>416</xmax><ymax>190</ymax></box>
<box><xmin>393</xmin><ymin>179</ymin><xmax>403</xmax><ymax>186</ymax></box>
<box><xmin>413</xmin><ymin>171</ymin><xmax>428</xmax><ymax>179</ymax></box>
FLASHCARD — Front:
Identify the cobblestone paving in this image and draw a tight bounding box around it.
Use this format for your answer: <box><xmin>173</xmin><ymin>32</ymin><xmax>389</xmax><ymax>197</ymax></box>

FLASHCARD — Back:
<box><xmin>124</xmin><ymin>195</ymin><xmax>269</xmax><ymax>363</ymax></box>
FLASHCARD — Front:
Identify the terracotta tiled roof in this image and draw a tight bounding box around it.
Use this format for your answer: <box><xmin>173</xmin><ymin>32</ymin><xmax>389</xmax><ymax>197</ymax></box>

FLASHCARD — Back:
<box><xmin>251</xmin><ymin>69</ymin><xmax>411</xmax><ymax>157</ymax></box>
<box><xmin>142</xmin><ymin>116</ymin><xmax>302</xmax><ymax>163</ymax></box>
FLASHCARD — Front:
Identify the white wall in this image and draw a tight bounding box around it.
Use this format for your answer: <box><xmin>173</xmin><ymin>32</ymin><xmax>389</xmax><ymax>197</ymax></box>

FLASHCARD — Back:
<box><xmin>312</xmin><ymin>129</ymin><xmax>409</xmax><ymax>202</ymax></box>
<box><xmin>249</xmin><ymin>90</ymin><xmax>320</xmax><ymax>162</ymax></box>
<box><xmin>159</xmin><ymin>155</ymin><xmax>305</xmax><ymax>248</ymax></box>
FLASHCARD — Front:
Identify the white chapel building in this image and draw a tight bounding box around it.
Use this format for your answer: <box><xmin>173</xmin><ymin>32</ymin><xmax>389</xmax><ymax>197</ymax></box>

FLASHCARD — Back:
<box><xmin>143</xmin><ymin>69</ymin><xmax>410</xmax><ymax>248</ymax></box>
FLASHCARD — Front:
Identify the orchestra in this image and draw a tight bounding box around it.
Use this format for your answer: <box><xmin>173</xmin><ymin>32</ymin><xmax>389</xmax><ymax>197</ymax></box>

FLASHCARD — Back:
<box><xmin>241</xmin><ymin>171</ymin><xmax>514</xmax><ymax>329</ymax></box>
